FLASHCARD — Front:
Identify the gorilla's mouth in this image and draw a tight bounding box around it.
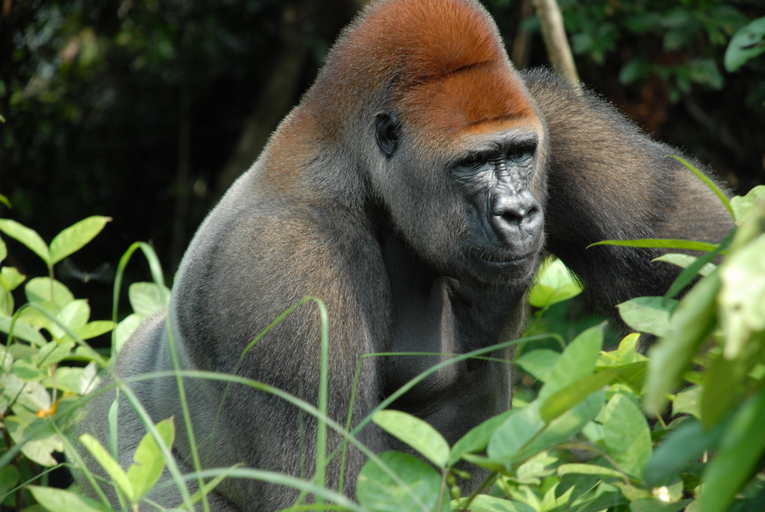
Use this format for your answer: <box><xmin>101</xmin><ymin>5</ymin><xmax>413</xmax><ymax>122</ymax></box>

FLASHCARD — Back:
<box><xmin>468</xmin><ymin>246</ymin><xmax>537</xmax><ymax>265</ymax></box>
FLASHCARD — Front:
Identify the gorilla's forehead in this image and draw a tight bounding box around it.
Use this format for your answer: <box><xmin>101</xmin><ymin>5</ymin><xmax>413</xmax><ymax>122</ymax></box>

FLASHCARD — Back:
<box><xmin>395</xmin><ymin>62</ymin><xmax>541</xmax><ymax>141</ymax></box>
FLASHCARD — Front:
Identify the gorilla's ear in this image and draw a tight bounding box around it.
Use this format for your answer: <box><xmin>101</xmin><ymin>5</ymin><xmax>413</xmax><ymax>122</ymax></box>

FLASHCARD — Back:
<box><xmin>376</xmin><ymin>113</ymin><xmax>399</xmax><ymax>157</ymax></box>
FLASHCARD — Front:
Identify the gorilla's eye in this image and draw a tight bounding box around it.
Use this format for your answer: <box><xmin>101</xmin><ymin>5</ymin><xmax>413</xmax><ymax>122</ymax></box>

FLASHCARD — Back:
<box><xmin>507</xmin><ymin>143</ymin><xmax>536</xmax><ymax>161</ymax></box>
<box><xmin>459</xmin><ymin>153</ymin><xmax>489</xmax><ymax>168</ymax></box>
<box><xmin>376</xmin><ymin>113</ymin><xmax>400</xmax><ymax>157</ymax></box>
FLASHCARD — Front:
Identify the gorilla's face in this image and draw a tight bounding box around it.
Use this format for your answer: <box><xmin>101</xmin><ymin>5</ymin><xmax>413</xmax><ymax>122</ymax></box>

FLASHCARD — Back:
<box><xmin>374</xmin><ymin>113</ymin><xmax>546</xmax><ymax>286</ymax></box>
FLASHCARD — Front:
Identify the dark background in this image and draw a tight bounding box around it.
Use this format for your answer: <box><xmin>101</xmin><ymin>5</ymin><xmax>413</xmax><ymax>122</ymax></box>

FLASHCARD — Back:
<box><xmin>1</xmin><ymin>0</ymin><xmax>764</xmax><ymax>325</ymax></box>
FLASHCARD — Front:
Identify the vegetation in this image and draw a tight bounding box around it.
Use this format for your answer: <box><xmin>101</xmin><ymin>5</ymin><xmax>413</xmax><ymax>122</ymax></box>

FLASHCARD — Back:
<box><xmin>1</xmin><ymin>1</ymin><xmax>764</xmax><ymax>511</ymax></box>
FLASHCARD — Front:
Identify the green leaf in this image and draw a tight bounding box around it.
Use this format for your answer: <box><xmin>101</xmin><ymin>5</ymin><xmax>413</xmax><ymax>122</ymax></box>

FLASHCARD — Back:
<box><xmin>0</xmin><ymin>464</ymin><xmax>20</xmax><ymax>497</ymax></box>
<box><xmin>127</xmin><ymin>417</ymin><xmax>175</xmax><ymax>500</ymax></box>
<box><xmin>630</xmin><ymin>498</ymin><xmax>690</xmax><ymax>512</ymax></box>
<box><xmin>129</xmin><ymin>281</ymin><xmax>170</xmax><ymax>316</ymax></box>
<box><xmin>617</xmin><ymin>297</ymin><xmax>678</xmax><ymax>337</ymax></box>
<box><xmin>653</xmin><ymin>254</ymin><xmax>716</xmax><ymax>277</ymax></box>
<box><xmin>0</xmin><ymin>316</ymin><xmax>46</xmax><ymax>345</ymax></box>
<box><xmin>520</xmin><ymin>391</ymin><xmax>603</xmax><ymax>459</ymax></box>
<box><xmin>603</xmin><ymin>393</ymin><xmax>652</xmax><ymax>479</ymax></box>
<box><xmin>487</xmin><ymin>403</ymin><xmax>546</xmax><ymax>462</ymax></box>
<box><xmin>1</xmin><ymin>266</ymin><xmax>26</xmax><ymax>291</ymax></box>
<box><xmin>373</xmin><ymin>410</ymin><xmax>449</xmax><ymax>468</ymax></box>
<box><xmin>356</xmin><ymin>451</ymin><xmax>448</xmax><ymax>512</ymax></box>
<box><xmin>25</xmin><ymin>277</ymin><xmax>74</xmax><ymax>308</ymax></box>
<box><xmin>540</xmin><ymin>369</ymin><xmax>619</xmax><ymax>422</ymax></box>
<box><xmin>731</xmin><ymin>185</ymin><xmax>765</xmax><ymax>223</ymax></box>
<box><xmin>28</xmin><ymin>486</ymin><xmax>115</xmax><ymax>512</ymax></box>
<box><xmin>49</xmin><ymin>216</ymin><xmax>111</xmax><ymax>265</ymax></box>
<box><xmin>725</xmin><ymin>17</ymin><xmax>765</xmax><ymax>72</ymax></box>
<box><xmin>452</xmin><ymin>495</ymin><xmax>535</xmax><ymax>512</ymax></box>
<box><xmin>6</xmin><ymin>410</ymin><xmax>63</xmax><ymax>466</ymax></box>
<box><xmin>718</xmin><ymin>234</ymin><xmax>765</xmax><ymax>359</ymax></box>
<box><xmin>73</xmin><ymin>320</ymin><xmax>117</xmax><ymax>340</ymax></box>
<box><xmin>557</xmin><ymin>463</ymin><xmax>623</xmax><ymax>479</ymax></box>
<box><xmin>449</xmin><ymin>409</ymin><xmax>515</xmax><ymax>466</ymax></box>
<box><xmin>588</xmin><ymin>239</ymin><xmax>718</xmax><ymax>252</ymax></box>
<box><xmin>0</xmin><ymin>239</ymin><xmax>5</xmax><ymax>263</ymax></box>
<box><xmin>538</xmin><ymin>324</ymin><xmax>604</xmax><ymax>402</ymax></box>
<box><xmin>515</xmin><ymin>349</ymin><xmax>560</xmax><ymax>382</ymax></box>
<box><xmin>528</xmin><ymin>258</ymin><xmax>582</xmax><ymax>308</ymax></box>
<box><xmin>644</xmin><ymin>270</ymin><xmax>720</xmax><ymax>416</ymax></box>
<box><xmin>80</xmin><ymin>433</ymin><xmax>134</xmax><ymax>501</ymax></box>
<box><xmin>38</xmin><ymin>340</ymin><xmax>75</xmax><ymax>366</ymax></box>
<box><xmin>644</xmin><ymin>418</ymin><xmax>725</xmax><ymax>487</ymax></box>
<box><xmin>113</xmin><ymin>313</ymin><xmax>143</xmax><ymax>353</ymax></box>
<box><xmin>700</xmin><ymin>387</ymin><xmax>765</xmax><ymax>512</ymax></box>
<box><xmin>672</xmin><ymin>386</ymin><xmax>701</xmax><ymax>419</ymax></box>
<box><xmin>0</xmin><ymin>219</ymin><xmax>50</xmax><ymax>265</ymax></box>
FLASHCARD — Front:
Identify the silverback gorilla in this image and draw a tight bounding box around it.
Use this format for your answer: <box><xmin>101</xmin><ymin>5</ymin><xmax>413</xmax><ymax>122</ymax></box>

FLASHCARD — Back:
<box><xmin>76</xmin><ymin>0</ymin><xmax>734</xmax><ymax>509</ymax></box>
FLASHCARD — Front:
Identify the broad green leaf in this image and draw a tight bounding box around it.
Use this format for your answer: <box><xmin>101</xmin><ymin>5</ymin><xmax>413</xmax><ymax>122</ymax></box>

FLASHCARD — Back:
<box><xmin>630</xmin><ymin>498</ymin><xmax>690</xmax><ymax>512</ymax></box>
<box><xmin>0</xmin><ymin>464</ymin><xmax>20</xmax><ymax>497</ymax></box>
<box><xmin>452</xmin><ymin>495</ymin><xmax>535</xmax><ymax>512</ymax></box>
<box><xmin>28</xmin><ymin>485</ymin><xmax>115</xmax><ymax>512</ymax></box>
<box><xmin>718</xmin><ymin>234</ymin><xmax>765</xmax><ymax>359</ymax></box>
<box><xmin>49</xmin><ymin>216</ymin><xmax>111</xmax><ymax>265</ymax></box>
<box><xmin>72</xmin><ymin>320</ymin><xmax>117</xmax><ymax>340</ymax></box>
<box><xmin>603</xmin><ymin>394</ymin><xmax>651</xmax><ymax>479</ymax></box>
<box><xmin>25</xmin><ymin>277</ymin><xmax>74</xmax><ymax>308</ymax></box>
<box><xmin>538</xmin><ymin>324</ymin><xmax>604</xmax><ymax>402</ymax></box>
<box><xmin>80</xmin><ymin>433</ymin><xmax>134</xmax><ymax>501</ymax></box>
<box><xmin>1</xmin><ymin>266</ymin><xmax>26</xmax><ymax>291</ymax></box>
<box><xmin>724</xmin><ymin>17</ymin><xmax>765</xmax><ymax>72</ymax></box>
<box><xmin>0</xmin><ymin>316</ymin><xmax>46</xmax><ymax>345</ymax></box>
<box><xmin>653</xmin><ymin>254</ymin><xmax>716</xmax><ymax>277</ymax></box>
<box><xmin>557</xmin><ymin>463</ymin><xmax>623</xmax><ymax>479</ymax></box>
<box><xmin>6</xmin><ymin>410</ymin><xmax>63</xmax><ymax>466</ymax></box>
<box><xmin>571</xmin><ymin>491</ymin><xmax>627</xmax><ymax>512</ymax></box>
<box><xmin>519</xmin><ymin>391</ymin><xmax>603</xmax><ymax>460</ymax></box>
<box><xmin>78</xmin><ymin>361</ymin><xmax>101</xmax><ymax>395</ymax></box>
<box><xmin>0</xmin><ymin>238</ymin><xmax>5</xmax><ymax>262</ymax></box>
<box><xmin>701</xmin><ymin>387</ymin><xmax>765</xmax><ymax>512</ymax></box>
<box><xmin>644</xmin><ymin>418</ymin><xmax>725</xmax><ymax>487</ymax></box>
<box><xmin>129</xmin><ymin>281</ymin><xmax>170</xmax><ymax>317</ymax></box>
<box><xmin>514</xmin><ymin>349</ymin><xmax>559</xmax><ymax>382</ymax></box>
<box><xmin>12</xmin><ymin>357</ymin><xmax>46</xmax><ymax>381</ymax></box>
<box><xmin>617</xmin><ymin>297</ymin><xmax>678</xmax><ymax>337</ymax></box>
<box><xmin>373</xmin><ymin>410</ymin><xmax>449</xmax><ymax>467</ymax></box>
<box><xmin>487</xmin><ymin>402</ymin><xmax>546</xmax><ymax>462</ymax></box>
<box><xmin>672</xmin><ymin>386</ymin><xmax>701</xmax><ymax>419</ymax></box>
<box><xmin>127</xmin><ymin>417</ymin><xmax>175</xmax><ymax>500</ymax></box>
<box><xmin>113</xmin><ymin>313</ymin><xmax>143</xmax><ymax>353</ymax></box>
<box><xmin>528</xmin><ymin>258</ymin><xmax>582</xmax><ymax>308</ymax></box>
<box><xmin>51</xmin><ymin>299</ymin><xmax>90</xmax><ymax>339</ymax></box>
<box><xmin>356</xmin><ymin>451</ymin><xmax>447</xmax><ymax>512</ymax></box>
<box><xmin>644</xmin><ymin>270</ymin><xmax>720</xmax><ymax>416</ymax></box>
<box><xmin>0</xmin><ymin>219</ymin><xmax>50</xmax><ymax>265</ymax></box>
<box><xmin>730</xmin><ymin>185</ymin><xmax>765</xmax><ymax>223</ymax></box>
<box><xmin>178</xmin><ymin>466</ymin><xmax>240</xmax><ymax>511</ymax></box>
<box><xmin>540</xmin><ymin>369</ymin><xmax>619</xmax><ymax>422</ymax></box>
<box><xmin>38</xmin><ymin>340</ymin><xmax>75</xmax><ymax>366</ymax></box>
<box><xmin>449</xmin><ymin>409</ymin><xmax>515</xmax><ymax>466</ymax></box>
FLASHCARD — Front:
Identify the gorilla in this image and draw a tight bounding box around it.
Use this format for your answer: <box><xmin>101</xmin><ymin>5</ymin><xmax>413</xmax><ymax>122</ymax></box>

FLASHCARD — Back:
<box><xmin>75</xmin><ymin>0</ymin><xmax>733</xmax><ymax>510</ymax></box>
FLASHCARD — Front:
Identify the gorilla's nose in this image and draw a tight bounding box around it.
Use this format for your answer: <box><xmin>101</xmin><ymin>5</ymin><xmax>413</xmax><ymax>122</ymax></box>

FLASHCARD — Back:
<box><xmin>489</xmin><ymin>190</ymin><xmax>543</xmax><ymax>245</ymax></box>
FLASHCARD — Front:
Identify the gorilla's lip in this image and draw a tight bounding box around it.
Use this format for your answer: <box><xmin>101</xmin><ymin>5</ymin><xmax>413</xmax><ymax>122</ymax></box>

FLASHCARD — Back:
<box><xmin>469</xmin><ymin>247</ymin><xmax>537</xmax><ymax>265</ymax></box>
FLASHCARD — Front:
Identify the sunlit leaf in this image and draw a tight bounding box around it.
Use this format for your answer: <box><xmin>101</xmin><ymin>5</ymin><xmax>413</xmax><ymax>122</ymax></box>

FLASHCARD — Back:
<box><xmin>49</xmin><ymin>216</ymin><xmax>111</xmax><ymax>265</ymax></box>
<box><xmin>357</xmin><ymin>451</ymin><xmax>447</xmax><ymax>512</ymax></box>
<box><xmin>127</xmin><ymin>417</ymin><xmax>175</xmax><ymax>500</ymax></box>
<box><xmin>373</xmin><ymin>410</ymin><xmax>449</xmax><ymax>468</ymax></box>
<box><xmin>28</xmin><ymin>485</ymin><xmax>114</xmax><ymax>512</ymax></box>
<box><xmin>618</xmin><ymin>297</ymin><xmax>678</xmax><ymax>337</ymax></box>
<box><xmin>603</xmin><ymin>394</ymin><xmax>651</xmax><ymax>479</ymax></box>
<box><xmin>0</xmin><ymin>219</ymin><xmax>50</xmax><ymax>265</ymax></box>
<box><xmin>80</xmin><ymin>433</ymin><xmax>134</xmax><ymax>501</ymax></box>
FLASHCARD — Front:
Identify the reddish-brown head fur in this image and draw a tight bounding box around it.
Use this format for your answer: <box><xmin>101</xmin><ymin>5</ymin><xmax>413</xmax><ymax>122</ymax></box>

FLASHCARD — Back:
<box><xmin>305</xmin><ymin>0</ymin><xmax>540</xmax><ymax>144</ymax></box>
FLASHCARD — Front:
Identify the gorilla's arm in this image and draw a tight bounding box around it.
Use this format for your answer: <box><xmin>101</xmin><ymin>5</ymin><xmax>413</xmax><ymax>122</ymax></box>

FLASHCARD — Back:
<box><xmin>522</xmin><ymin>68</ymin><xmax>735</xmax><ymax>318</ymax></box>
